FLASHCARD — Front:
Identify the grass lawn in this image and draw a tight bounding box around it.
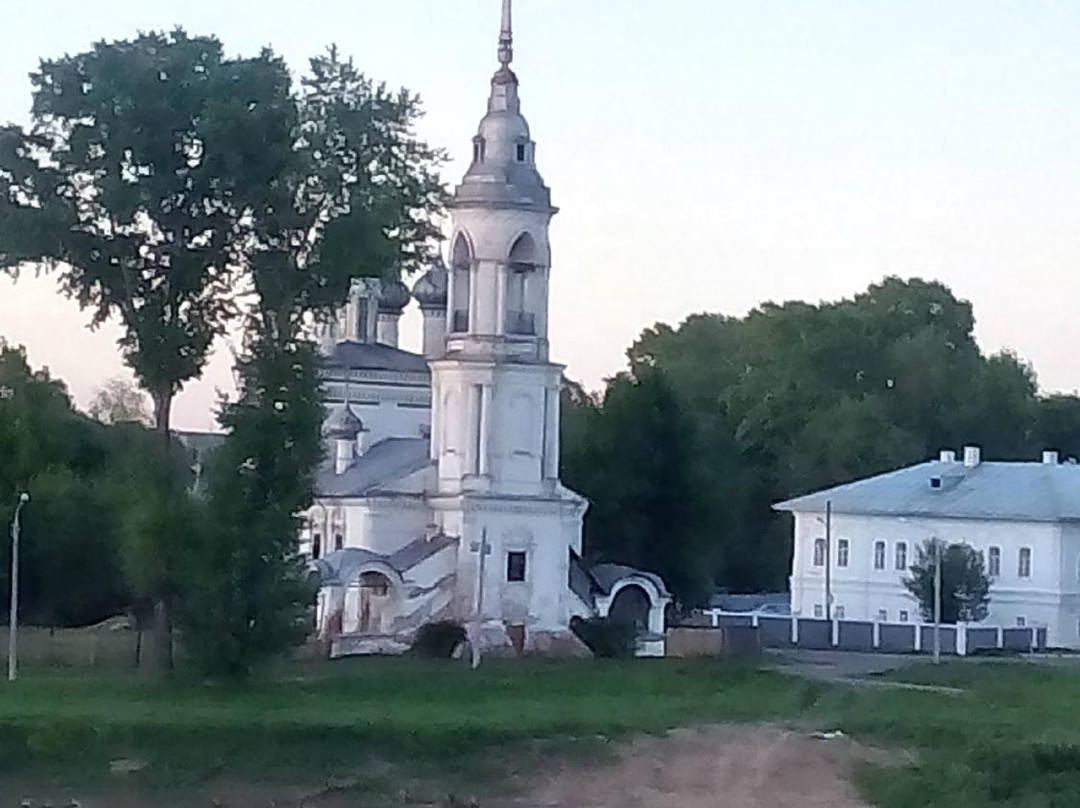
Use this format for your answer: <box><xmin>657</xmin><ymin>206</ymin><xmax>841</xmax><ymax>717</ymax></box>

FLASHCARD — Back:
<box><xmin>0</xmin><ymin>656</ymin><xmax>1078</xmax><ymax>806</ymax></box>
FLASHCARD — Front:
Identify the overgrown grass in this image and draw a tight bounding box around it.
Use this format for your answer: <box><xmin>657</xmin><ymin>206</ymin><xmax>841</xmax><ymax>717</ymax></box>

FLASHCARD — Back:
<box><xmin>2</xmin><ymin>656</ymin><xmax>1080</xmax><ymax>807</ymax></box>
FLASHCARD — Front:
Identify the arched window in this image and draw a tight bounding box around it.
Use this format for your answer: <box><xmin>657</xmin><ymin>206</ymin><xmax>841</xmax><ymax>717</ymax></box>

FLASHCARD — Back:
<box><xmin>895</xmin><ymin>541</ymin><xmax>908</xmax><ymax>571</ymax></box>
<box><xmin>334</xmin><ymin>533</ymin><xmax>344</xmax><ymax>552</ymax></box>
<box><xmin>813</xmin><ymin>538</ymin><xmax>826</xmax><ymax>567</ymax></box>
<box><xmin>515</xmin><ymin>140</ymin><xmax>527</xmax><ymax>163</ymax></box>
<box><xmin>450</xmin><ymin>234</ymin><xmax>472</xmax><ymax>333</ymax></box>
<box><xmin>473</xmin><ymin>137</ymin><xmax>486</xmax><ymax>163</ymax></box>
<box><xmin>312</xmin><ymin>533</ymin><xmax>322</xmax><ymax>560</ymax></box>
<box><xmin>506</xmin><ymin>234</ymin><xmax>538</xmax><ymax>335</ymax></box>
<box><xmin>874</xmin><ymin>541</ymin><xmax>886</xmax><ymax>570</ymax></box>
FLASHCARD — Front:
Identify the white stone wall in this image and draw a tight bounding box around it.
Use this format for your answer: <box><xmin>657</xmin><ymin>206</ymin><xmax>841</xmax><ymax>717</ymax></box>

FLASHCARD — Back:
<box><xmin>322</xmin><ymin>372</ymin><xmax>431</xmax><ymax>446</ymax></box>
<box><xmin>790</xmin><ymin>510</ymin><xmax>1078</xmax><ymax>646</ymax></box>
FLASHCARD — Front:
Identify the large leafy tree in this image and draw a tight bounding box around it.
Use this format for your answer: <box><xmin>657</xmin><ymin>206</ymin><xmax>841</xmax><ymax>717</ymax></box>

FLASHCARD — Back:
<box><xmin>175</xmin><ymin>48</ymin><xmax>444</xmax><ymax>678</ymax></box>
<box><xmin>0</xmin><ymin>31</ymin><xmax>285</xmax><ymax>672</ymax></box>
<box><xmin>0</xmin><ymin>342</ymin><xmax>132</xmax><ymax>627</ymax></box>
<box><xmin>567</xmin><ymin>276</ymin><xmax>1080</xmax><ymax>596</ymax></box>
<box><xmin>904</xmin><ymin>540</ymin><xmax>991</xmax><ymax>624</ymax></box>
<box><xmin>563</xmin><ymin>367</ymin><xmax>714</xmax><ymax>606</ymax></box>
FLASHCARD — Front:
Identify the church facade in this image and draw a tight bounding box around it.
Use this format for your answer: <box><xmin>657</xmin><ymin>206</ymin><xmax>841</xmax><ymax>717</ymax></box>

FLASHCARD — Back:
<box><xmin>305</xmin><ymin>1</ymin><xmax>670</xmax><ymax>657</ymax></box>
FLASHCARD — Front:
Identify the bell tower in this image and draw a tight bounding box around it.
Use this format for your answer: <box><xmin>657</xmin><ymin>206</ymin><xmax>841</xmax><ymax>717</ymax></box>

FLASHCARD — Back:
<box><xmin>431</xmin><ymin>0</ymin><xmax>562</xmax><ymax>496</ymax></box>
<box><xmin>428</xmin><ymin>1</ymin><xmax>585</xmax><ymax>651</ymax></box>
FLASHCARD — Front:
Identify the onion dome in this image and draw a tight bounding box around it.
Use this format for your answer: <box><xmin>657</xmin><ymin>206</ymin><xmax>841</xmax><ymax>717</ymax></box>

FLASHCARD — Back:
<box><xmin>412</xmin><ymin>259</ymin><xmax>449</xmax><ymax>311</ymax></box>
<box><xmin>323</xmin><ymin>405</ymin><xmax>363</xmax><ymax>439</ymax></box>
<box><xmin>377</xmin><ymin>280</ymin><xmax>411</xmax><ymax>315</ymax></box>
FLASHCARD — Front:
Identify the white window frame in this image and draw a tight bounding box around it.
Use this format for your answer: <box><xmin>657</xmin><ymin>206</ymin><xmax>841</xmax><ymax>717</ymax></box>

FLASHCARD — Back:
<box><xmin>837</xmin><ymin>539</ymin><xmax>850</xmax><ymax>568</ymax></box>
<box><xmin>873</xmin><ymin>541</ymin><xmax>886</xmax><ymax>570</ymax></box>
<box><xmin>812</xmin><ymin>538</ymin><xmax>826</xmax><ymax>567</ymax></box>
<box><xmin>988</xmin><ymin>546</ymin><xmax>1001</xmax><ymax>578</ymax></box>
<box><xmin>813</xmin><ymin>604</ymin><xmax>823</xmax><ymax>618</ymax></box>
<box><xmin>1016</xmin><ymin>616</ymin><xmax>1027</xmax><ymax>628</ymax></box>
<box><xmin>834</xmin><ymin>605</ymin><xmax>845</xmax><ymax>619</ymax></box>
<box><xmin>899</xmin><ymin>610</ymin><xmax>909</xmax><ymax>623</ymax></box>
<box><xmin>895</xmin><ymin>541</ymin><xmax>908</xmax><ymax>571</ymax></box>
<box><xmin>877</xmin><ymin>609</ymin><xmax>888</xmax><ymax>622</ymax></box>
<box><xmin>1019</xmin><ymin>547</ymin><xmax>1032</xmax><ymax>579</ymax></box>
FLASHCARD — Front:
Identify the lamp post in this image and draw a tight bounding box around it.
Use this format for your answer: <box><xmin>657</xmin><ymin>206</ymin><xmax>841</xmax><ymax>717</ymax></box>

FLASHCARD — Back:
<box><xmin>8</xmin><ymin>492</ymin><xmax>29</xmax><ymax>683</ymax></box>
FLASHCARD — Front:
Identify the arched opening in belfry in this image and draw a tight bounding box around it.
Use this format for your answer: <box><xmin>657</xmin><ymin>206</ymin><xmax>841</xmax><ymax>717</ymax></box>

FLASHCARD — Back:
<box><xmin>506</xmin><ymin>233</ymin><xmax>538</xmax><ymax>335</ymax></box>
<box><xmin>450</xmin><ymin>233</ymin><xmax>472</xmax><ymax>333</ymax></box>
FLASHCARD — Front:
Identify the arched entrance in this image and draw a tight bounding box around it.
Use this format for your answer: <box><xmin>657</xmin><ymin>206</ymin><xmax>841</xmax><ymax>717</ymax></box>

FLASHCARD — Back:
<box><xmin>358</xmin><ymin>571</ymin><xmax>393</xmax><ymax>634</ymax></box>
<box><xmin>608</xmin><ymin>584</ymin><xmax>652</xmax><ymax>633</ymax></box>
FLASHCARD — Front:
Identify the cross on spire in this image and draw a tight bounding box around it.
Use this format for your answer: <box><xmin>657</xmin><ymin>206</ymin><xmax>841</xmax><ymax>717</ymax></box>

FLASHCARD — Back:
<box><xmin>498</xmin><ymin>0</ymin><xmax>514</xmax><ymax>67</ymax></box>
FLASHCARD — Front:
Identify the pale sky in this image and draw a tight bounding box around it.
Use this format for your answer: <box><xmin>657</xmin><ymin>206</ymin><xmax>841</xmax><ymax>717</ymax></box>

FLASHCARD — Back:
<box><xmin>1</xmin><ymin>1</ymin><xmax>1079</xmax><ymax>430</ymax></box>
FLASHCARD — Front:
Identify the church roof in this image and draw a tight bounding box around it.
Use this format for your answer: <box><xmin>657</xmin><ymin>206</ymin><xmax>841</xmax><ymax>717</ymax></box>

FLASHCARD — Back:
<box><xmin>315</xmin><ymin>436</ymin><xmax>431</xmax><ymax>498</ymax></box>
<box><xmin>313</xmin><ymin>533</ymin><xmax>458</xmax><ymax>585</ymax></box>
<box><xmin>322</xmin><ymin>341</ymin><xmax>431</xmax><ymax>375</ymax></box>
<box><xmin>774</xmin><ymin>454</ymin><xmax>1080</xmax><ymax>522</ymax></box>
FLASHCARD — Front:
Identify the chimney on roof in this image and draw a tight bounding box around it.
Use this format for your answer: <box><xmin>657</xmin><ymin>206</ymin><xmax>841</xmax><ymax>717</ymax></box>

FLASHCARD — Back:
<box><xmin>963</xmin><ymin>445</ymin><xmax>981</xmax><ymax>468</ymax></box>
<box><xmin>939</xmin><ymin>450</ymin><xmax>956</xmax><ymax>463</ymax></box>
<box><xmin>1043</xmin><ymin>450</ymin><xmax>1060</xmax><ymax>466</ymax></box>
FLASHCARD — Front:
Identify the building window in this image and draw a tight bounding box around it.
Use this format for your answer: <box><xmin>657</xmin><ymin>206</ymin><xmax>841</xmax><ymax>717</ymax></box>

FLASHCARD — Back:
<box><xmin>874</xmin><ymin>541</ymin><xmax>886</xmax><ymax>570</ymax></box>
<box><xmin>988</xmin><ymin>546</ymin><xmax>1001</xmax><ymax>577</ymax></box>
<box><xmin>813</xmin><ymin>538</ymin><xmax>826</xmax><ymax>567</ymax></box>
<box><xmin>1075</xmin><ymin>555</ymin><xmax>1080</xmax><ymax>582</ymax></box>
<box><xmin>834</xmin><ymin>606</ymin><xmax>845</xmax><ymax>619</ymax></box>
<box><xmin>334</xmin><ymin>533</ymin><xmax>344</xmax><ymax>551</ymax></box>
<box><xmin>837</xmin><ymin>539</ymin><xmax>849</xmax><ymax>568</ymax></box>
<box><xmin>473</xmin><ymin>137</ymin><xmax>486</xmax><ymax>163</ymax></box>
<box><xmin>1016</xmin><ymin>616</ymin><xmax>1027</xmax><ymax>628</ymax></box>
<box><xmin>895</xmin><ymin>541</ymin><xmax>908</xmax><ymax>571</ymax></box>
<box><xmin>1019</xmin><ymin>547</ymin><xmax>1032</xmax><ymax>578</ymax></box>
<box><xmin>813</xmin><ymin>604</ymin><xmax>823</xmax><ymax>618</ymax></box>
<box><xmin>899</xmin><ymin>610</ymin><xmax>909</xmax><ymax>623</ymax></box>
<box><xmin>877</xmin><ymin>609</ymin><xmax>888</xmax><ymax>622</ymax></box>
<box><xmin>507</xmin><ymin>551</ymin><xmax>527</xmax><ymax>582</ymax></box>
<box><xmin>516</xmin><ymin>142</ymin><xmax>527</xmax><ymax>162</ymax></box>
<box><xmin>312</xmin><ymin>533</ymin><xmax>322</xmax><ymax>560</ymax></box>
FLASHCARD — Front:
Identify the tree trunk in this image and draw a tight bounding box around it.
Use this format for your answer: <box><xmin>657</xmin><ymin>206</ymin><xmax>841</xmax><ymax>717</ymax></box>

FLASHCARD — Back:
<box><xmin>143</xmin><ymin>389</ymin><xmax>176</xmax><ymax>678</ymax></box>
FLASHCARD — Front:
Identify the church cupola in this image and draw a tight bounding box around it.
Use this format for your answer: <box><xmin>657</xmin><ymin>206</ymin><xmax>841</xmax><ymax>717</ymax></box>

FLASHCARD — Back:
<box><xmin>376</xmin><ymin>280</ymin><xmax>411</xmax><ymax>348</ymax></box>
<box><xmin>323</xmin><ymin>404</ymin><xmax>365</xmax><ymax>475</ymax></box>
<box><xmin>453</xmin><ymin>0</ymin><xmax>553</xmax><ymax>213</ymax></box>
<box><xmin>413</xmin><ymin>259</ymin><xmax>449</xmax><ymax>358</ymax></box>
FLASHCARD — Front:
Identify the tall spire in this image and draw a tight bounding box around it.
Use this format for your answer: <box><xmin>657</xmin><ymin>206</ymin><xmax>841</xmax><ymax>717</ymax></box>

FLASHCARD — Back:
<box><xmin>498</xmin><ymin>0</ymin><xmax>513</xmax><ymax>67</ymax></box>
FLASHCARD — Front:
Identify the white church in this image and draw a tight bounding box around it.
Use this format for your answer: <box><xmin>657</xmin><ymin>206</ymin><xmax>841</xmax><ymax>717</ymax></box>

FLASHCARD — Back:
<box><xmin>301</xmin><ymin>1</ymin><xmax>670</xmax><ymax>657</ymax></box>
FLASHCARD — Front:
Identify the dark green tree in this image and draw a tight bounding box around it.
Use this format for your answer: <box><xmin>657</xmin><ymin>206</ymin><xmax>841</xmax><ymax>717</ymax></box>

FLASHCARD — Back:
<box><xmin>904</xmin><ymin>540</ymin><xmax>991</xmax><ymax>624</ymax></box>
<box><xmin>562</xmin><ymin>367</ymin><xmax>714</xmax><ymax>606</ymax></box>
<box><xmin>174</xmin><ymin>48</ymin><xmax>443</xmax><ymax>678</ymax></box>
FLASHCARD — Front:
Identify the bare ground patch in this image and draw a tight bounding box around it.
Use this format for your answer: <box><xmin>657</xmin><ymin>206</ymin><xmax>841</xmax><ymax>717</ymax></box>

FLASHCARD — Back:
<box><xmin>500</xmin><ymin>725</ymin><xmax>886</xmax><ymax>808</ymax></box>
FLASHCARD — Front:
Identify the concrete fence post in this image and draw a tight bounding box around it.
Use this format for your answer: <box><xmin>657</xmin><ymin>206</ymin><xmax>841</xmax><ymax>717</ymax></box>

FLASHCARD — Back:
<box><xmin>751</xmin><ymin>614</ymin><xmax>760</xmax><ymax>629</ymax></box>
<box><xmin>831</xmin><ymin>619</ymin><xmax>840</xmax><ymax>648</ymax></box>
<box><xmin>956</xmin><ymin>623</ymin><xmax>967</xmax><ymax>657</ymax></box>
<box><xmin>914</xmin><ymin>622</ymin><xmax>922</xmax><ymax>653</ymax></box>
<box><xmin>872</xmin><ymin>621</ymin><xmax>881</xmax><ymax>650</ymax></box>
<box><xmin>996</xmin><ymin>626</ymin><xmax>1004</xmax><ymax>650</ymax></box>
<box><xmin>1029</xmin><ymin>627</ymin><xmax>1037</xmax><ymax>653</ymax></box>
<box><xmin>791</xmin><ymin>616</ymin><xmax>799</xmax><ymax>646</ymax></box>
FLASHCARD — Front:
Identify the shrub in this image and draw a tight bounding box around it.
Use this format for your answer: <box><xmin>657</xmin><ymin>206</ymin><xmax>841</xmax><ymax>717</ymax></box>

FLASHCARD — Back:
<box><xmin>570</xmin><ymin>616</ymin><xmax>636</xmax><ymax>659</ymax></box>
<box><xmin>411</xmin><ymin>621</ymin><xmax>467</xmax><ymax>659</ymax></box>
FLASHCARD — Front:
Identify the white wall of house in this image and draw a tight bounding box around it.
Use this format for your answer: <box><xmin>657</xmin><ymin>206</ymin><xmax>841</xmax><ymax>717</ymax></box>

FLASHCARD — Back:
<box><xmin>790</xmin><ymin>510</ymin><xmax>1078</xmax><ymax>646</ymax></box>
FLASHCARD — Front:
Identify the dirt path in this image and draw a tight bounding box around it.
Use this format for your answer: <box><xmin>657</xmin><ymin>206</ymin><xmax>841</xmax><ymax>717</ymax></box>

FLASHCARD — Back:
<box><xmin>507</xmin><ymin>726</ymin><xmax>878</xmax><ymax>808</ymax></box>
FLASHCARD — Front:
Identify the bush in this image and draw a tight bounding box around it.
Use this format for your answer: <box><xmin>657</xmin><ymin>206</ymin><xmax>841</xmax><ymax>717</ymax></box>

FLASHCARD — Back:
<box><xmin>411</xmin><ymin>621</ymin><xmax>467</xmax><ymax>659</ymax></box>
<box><xmin>570</xmin><ymin>616</ymin><xmax>636</xmax><ymax>659</ymax></box>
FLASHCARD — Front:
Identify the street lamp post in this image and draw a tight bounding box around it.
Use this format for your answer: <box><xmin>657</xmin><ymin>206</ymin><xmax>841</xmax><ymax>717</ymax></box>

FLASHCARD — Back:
<box><xmin>9</xmin><ymin>492</ymin><xmax>29</xmax><ymax>683</ymax></box>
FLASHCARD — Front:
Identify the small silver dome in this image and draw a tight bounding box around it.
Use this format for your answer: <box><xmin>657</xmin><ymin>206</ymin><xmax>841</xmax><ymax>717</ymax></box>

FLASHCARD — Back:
<box><xmin>323</xmin><ymin>405</ymin><xmax>363</xmax><ymax>439</ymax></box>
<box><xmin>412</xmin><ymin>260</ymin><xmax>448</xmax><ymax>310</ymax></box>
<box><xmin>377</xmin><ymin>280</ymin><xmax>411</xmax><ymax>315</ymax></box>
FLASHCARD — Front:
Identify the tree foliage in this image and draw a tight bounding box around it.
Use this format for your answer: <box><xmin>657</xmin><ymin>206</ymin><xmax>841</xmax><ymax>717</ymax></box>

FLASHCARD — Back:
<box><xmin>173</xmin><ymin>46</ymin><xmax>444</xmax><ymax>679</ymax></box>
<box><xmin>563</xmin><ymin>277</ymin><xmax>1080</xmax><ymax>601</ymax></box>
<box><xmin>904</xmin><ymin>540</ymin><xmax>991</xmax><ymax>624</ymax></box>
<box><xmin>0</xmin><ymin>341</ymin><xmax>134</xmax><ymax>627</ymax></box>
<box><xmin>88</xmin><ymin>378</ymin><xmax>150</xmax><ymax>425</ymax></box>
